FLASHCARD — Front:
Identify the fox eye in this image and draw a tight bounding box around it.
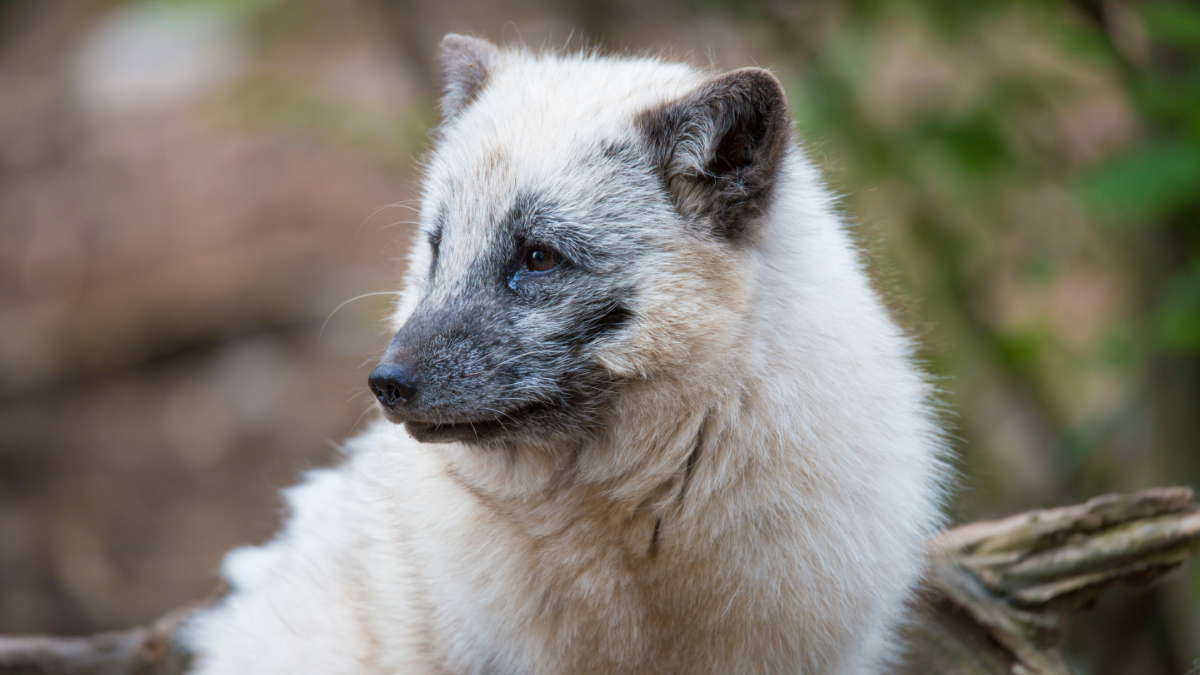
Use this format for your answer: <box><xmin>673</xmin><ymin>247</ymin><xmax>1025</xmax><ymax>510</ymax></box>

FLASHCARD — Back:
<box><xmin>524</xmin><ymin>248</ymin><xmax>559</xmax><ymax>273</ymax></box>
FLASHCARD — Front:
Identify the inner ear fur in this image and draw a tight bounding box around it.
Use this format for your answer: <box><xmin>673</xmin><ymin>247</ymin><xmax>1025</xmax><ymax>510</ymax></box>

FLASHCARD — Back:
<box><xmin>438</xmin><ymin>34</ymin><xmax>499</xmax><ymax>121</ymax></box>
<box><xmin>639</xmin><ymin>68</ymin><xmax>792</xmax><ymax>240</ymax></box>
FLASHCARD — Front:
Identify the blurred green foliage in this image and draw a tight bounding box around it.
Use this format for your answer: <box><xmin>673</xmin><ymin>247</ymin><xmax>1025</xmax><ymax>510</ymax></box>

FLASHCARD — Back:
<box><xmin>1078</xmin><ymin>2</ymin><xmax>1200</xmax><ymax>359</ymax></box>
<box><xmin>143</xmin><ymin>0</ymin><xmax>288</xmax><ymax>19</ymax></box>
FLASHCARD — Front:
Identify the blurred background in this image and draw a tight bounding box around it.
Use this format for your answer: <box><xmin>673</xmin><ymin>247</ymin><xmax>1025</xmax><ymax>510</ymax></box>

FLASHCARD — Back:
<box><xmin>0</xmin><ymin>0</ymin><xmax>1197</xmax><ymax>672</ymax></box>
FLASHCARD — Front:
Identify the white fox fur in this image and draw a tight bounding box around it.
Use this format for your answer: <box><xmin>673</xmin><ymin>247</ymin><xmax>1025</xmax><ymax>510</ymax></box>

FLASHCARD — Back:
<box><xmin>185</xmin><ymin>37</ymin><xmax>948</xmax><ymax>675</ymax></box>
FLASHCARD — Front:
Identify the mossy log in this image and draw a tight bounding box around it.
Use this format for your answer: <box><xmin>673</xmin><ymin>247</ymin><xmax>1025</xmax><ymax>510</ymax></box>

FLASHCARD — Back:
<box><xmin>2</xmin><ymin>488</ymin><xmax>1197</xmax><ymax>675</ymax></box>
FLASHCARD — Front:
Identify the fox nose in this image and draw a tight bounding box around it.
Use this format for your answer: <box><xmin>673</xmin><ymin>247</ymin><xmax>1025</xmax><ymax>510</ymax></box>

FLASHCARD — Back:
<box><xmin>369</xmin><ymin>364</ymin><xmax>418</xmax><ymax>408</ymax></box>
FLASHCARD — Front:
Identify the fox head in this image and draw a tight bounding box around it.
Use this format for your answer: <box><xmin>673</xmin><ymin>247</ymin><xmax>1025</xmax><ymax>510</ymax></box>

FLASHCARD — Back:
<box><xmin>369</xmin><ymin>36</ymin><xmax>792</xmax><ymax>446</ymax></box>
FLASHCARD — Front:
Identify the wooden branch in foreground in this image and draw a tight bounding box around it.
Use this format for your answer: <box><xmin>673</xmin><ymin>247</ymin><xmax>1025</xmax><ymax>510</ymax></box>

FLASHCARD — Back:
<box><xmin>909</xmin><ymin>486</ymin><xmax>1200</xmax><ymax>675</ymax></box>
<box><xmin>2</xmin><ymin>488</ymin><xmax>1197</xmax><ymax>675</ymax></box>
<box><xmin>0</xmin><ymin>602</ymin><xmax>197</xmax><ymax>675</ymax></box>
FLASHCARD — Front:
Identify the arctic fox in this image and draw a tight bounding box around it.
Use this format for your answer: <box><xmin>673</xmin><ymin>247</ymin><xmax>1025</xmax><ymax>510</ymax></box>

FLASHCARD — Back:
<box><xmin>185</xmin><ymin>35</ymin><xmax>948</xmax><ymax>675</ymax></box>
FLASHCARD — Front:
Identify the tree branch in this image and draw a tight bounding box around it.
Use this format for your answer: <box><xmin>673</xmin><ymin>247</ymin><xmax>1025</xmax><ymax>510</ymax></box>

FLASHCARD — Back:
<box><xmin>909</xmin><ymin>487</ymin><xmax>1200</xmax><ymax>675</ymax></box>
<box><xmin>0</xmin><ymin>603</ymin><xmax>198</xmax><ymax>675</ymax></box>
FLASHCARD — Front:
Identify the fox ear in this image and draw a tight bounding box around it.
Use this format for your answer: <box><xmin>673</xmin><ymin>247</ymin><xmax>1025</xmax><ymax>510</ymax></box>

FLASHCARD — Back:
<box><xmin>640</xmin><ymin>68</ymin><xmax>791</xmax><ymax>240</ymax></box>
<box><xmin>438</xmin><ymin>34</ymin><xmax>499</xmax><ymax>121</ymax></box>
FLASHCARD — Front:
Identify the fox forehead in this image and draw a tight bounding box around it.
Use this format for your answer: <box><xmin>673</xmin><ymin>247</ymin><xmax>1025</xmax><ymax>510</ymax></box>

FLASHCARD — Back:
<box><xmin>448</xmin><ymin>52</ymin><xmax>705</xmax><ymax>154</ymax></box>
<box><xmin>420</xmin><ymin>54</ymin><xmax>707</xmax><ymax>243</ymax></box>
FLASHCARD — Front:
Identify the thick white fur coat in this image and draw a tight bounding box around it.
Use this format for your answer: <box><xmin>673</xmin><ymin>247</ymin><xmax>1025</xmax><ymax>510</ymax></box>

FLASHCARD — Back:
<box><xmin>185</xmin><ymin>42</ymin><xmax>948</xmax><ymax>675</ymax></box>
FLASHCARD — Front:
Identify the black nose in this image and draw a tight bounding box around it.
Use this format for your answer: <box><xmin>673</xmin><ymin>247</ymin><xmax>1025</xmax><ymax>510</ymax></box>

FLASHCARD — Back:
<box><xmin>368</xmin><ymin>364</ymin><xmax>418</xmax><ymax>408</ymax></box>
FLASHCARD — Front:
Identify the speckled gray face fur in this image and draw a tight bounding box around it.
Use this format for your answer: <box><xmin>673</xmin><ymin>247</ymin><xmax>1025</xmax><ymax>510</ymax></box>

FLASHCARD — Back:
<box><xmin>378</xmin><ymin>176</ymin><xmax>642</xmax><ymax>445</ymax></box>
<box><xmin>368</xmin><ymin>41</ymin><xmax>789</xmax><ymax>447</ymax></box>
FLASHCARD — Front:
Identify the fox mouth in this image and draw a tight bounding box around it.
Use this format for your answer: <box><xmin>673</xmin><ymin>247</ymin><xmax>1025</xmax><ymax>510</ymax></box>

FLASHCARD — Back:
<box><xmin>404</xmin><ymin>418</ymin><xmax>513</xmax><ymax>442</ymax></box>
<box><xmin>386</xmin><ymin>401</ymin><xmax>551</xmax><ymax>443</ymax></box>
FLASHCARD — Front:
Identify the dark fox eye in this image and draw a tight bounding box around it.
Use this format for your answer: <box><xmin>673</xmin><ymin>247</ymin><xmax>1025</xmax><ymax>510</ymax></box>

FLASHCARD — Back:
<box><xmin>525</xmin><ymin>248</ymin><xmax>559</xmax><ymax>272</ymax></box>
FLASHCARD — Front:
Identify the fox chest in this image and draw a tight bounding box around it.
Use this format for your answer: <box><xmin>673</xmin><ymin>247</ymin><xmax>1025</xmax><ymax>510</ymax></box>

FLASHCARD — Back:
<box><xmin>394</xmin><ymin>516</ymin><xmax>802</xmax><ymax>675</ymax></box>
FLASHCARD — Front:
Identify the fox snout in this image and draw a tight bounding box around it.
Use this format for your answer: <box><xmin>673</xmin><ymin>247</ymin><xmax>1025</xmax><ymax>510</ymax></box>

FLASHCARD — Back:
<box><xmin>366</xmin><ymin>300</ymin><xmax>540</xmax><ymax>444</ymax></box>
<box><xmin>368</xmin><ymin>322</ymin><xmax>430</xmax><ymax>421</ymax></box>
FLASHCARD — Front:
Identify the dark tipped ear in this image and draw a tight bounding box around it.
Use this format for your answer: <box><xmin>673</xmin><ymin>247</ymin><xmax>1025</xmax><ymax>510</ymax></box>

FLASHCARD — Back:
<box><xmin>438</xmin><ymin>34</ymin><xmax>499</xmax><ymax>120</ymax></box>
<box><xmin>639</xmin><ymin>68</ymin><xmax>791</xmax><ymax>240</ymax></box>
